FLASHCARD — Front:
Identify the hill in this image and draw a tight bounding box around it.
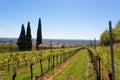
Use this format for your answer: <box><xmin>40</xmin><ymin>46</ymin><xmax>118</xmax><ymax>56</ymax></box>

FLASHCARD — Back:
<box><xmin>100</xmin><ymin>21</ymin><xmax>120</xmax><ymax>45</ymax></box>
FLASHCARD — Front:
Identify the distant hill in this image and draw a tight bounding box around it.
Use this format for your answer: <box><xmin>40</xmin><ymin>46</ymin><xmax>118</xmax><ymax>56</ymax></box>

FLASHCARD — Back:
<box><xmin>0</xmin><ymin>38</ymin><xmax>17</xmax><ymax>42</ymax></box>
<box><xmin>0</xmin><ymin>38</ymin><xmax>99</xmax><ymax>45</ymax></box>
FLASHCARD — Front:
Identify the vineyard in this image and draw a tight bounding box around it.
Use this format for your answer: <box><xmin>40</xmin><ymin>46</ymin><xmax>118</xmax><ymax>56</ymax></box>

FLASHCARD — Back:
<box><xmin>98</xmin><ymin>45</ymin><xmax>120</xmax><ymax>80</ymax></box>
<box><xmin>0</xmin><ymin>48</ymin><xmax>81</xmax><ymax>80</ymax></box>
<box><xmin>52</xmin><ymin>49</ymin><xmax>96</xmax><ymax>80</ymax></box>
<box><xmin>52</xmin><ymin>46</ymin><xmax>120</xmax><ymax>80</ymax></box>
<box><xmin>0</xmin><ymin>44</ymin><xmax>120</xmax><ymax>80</ymax></box>
<box><xmin>88</xmin><ymin>44</ymin><xmax>120</xmax><ymax>80</ymax></box>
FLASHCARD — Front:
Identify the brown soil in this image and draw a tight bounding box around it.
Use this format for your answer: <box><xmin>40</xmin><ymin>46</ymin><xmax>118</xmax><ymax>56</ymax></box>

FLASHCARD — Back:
<box><xmin>85</xmin><ymin>54</ymin><xmax>95</xmax><ymax>80</ymax></box>
<box><xmin>86</xmin><ymin>63</ymin><xmax>90</xmax><ymax>80</ymax></box>
<box><xmin>101</xmin><ymin>64</ymin><xmax>109</xmax><ymax>80</ymax></box>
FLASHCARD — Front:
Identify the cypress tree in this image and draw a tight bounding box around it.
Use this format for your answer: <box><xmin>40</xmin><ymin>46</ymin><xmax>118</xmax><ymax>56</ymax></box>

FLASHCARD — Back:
<box><xmin>26</xmin><ymin>21</ymin><xmax>32</xmax><ymax>50</ymax></box>
<box><xmin>36</xmin><ymin>18</ymin><xmax>42</xmax><ymax>50</ymax></box>
<box><xmin>17</xmin><ymin>24</ymin><xmax>26</xmax><ymax>50</ymax></box>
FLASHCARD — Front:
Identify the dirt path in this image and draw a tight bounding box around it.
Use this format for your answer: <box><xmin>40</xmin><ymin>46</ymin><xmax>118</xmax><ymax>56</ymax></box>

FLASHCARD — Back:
<box><xmin>86</xmin><ymin>62</ymin><xmax>90</xmax><ymax>80</ymax></box>
<box><xmin>85</xmin><ymin>53</ymin><xmax>96</xmax><ymax>80</ymax></box>
<box><xmin>101</xmin><ymin>64</ymin><xmax>109</xmax><ymax>80</ymax></box>
<box><xmin>39</xmin><ymin>53</ymin><xmax>78</xmax><ymax>80</ymax></box>
<box><xmin>85</xmin><ymin>55</ymin><xmax>91</xmax><ymax>80</ymax></box>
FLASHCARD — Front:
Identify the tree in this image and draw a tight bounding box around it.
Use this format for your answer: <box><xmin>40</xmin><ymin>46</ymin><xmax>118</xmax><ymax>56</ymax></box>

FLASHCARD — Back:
<box><xmin>26</xmin><ymin>21</ymin><xmax>32</xmax><ymax>50</ymax></box>
<box><xmin>100</xmin><ymin>30</ymin><xmax>110</xmax><ymax>45</ymax></box>
<box><xmin>36</xmin><ymin>18</ymin><xmax>42</xmax><ymax>50</ymax></box>
<box><xmin>100</xmin><ymin>21</ymin><xmax>120</xmax><ymax>45</ymax></box>
<box><xmin>113</xmin><ymin>21</ymin><xmax>120</xmax><ymax>42</ymax></box>
<box><xmin>17</xmin><ymin>24</ymin><xmax>26</xmax><ymax>50</ymax></box>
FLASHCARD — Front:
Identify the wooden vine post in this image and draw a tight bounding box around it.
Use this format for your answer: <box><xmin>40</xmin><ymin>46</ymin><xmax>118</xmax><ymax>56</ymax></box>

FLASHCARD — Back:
<box><xmin>12</xmin><ymin>65</ymin><xmax>17</xmax><ymax>80</ymax></box>
<box><xmin>109</xmin><ymin>21</ymin><xmax>115</xmax><ymax>80</ymax></box>
<box><xmin>50</xmin><ymin>41</ymin><xmax>52</xmax><ymax>53</ymax></box>
<box><xmin>30</xmin><ymin>63</ymin><xmax>33</xmax><ymax>80</ymax></box>
<box><xmin>47</xmin><ymin>55</ymin><xmax>50</xmax><ymax>72</ymax></box>
<box><xmin>39</xmin><ymin>54</ymin><xmax>43</xmax><ymax>75</ymax></box>
<box><xmin>12</xmin><ymin>56</ymin><xmax>17</xmax><ymax>80</ymax></box>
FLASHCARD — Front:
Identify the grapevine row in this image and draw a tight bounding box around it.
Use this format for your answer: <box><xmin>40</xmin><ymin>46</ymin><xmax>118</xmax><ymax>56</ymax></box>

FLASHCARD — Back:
<box><xmin>0</xmin><ymin>48</ymin><xmax>81</xmax><ymax>80</ymax></box>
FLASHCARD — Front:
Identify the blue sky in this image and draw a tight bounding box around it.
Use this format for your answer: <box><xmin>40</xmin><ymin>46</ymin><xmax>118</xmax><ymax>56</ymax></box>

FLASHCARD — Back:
<box><xmin>0</xmin><ymin>0</ymin><xmax>120</xmax><ymax>40</ymax></box>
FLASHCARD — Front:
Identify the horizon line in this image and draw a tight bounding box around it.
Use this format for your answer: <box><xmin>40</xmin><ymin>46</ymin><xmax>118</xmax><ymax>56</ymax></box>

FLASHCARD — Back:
<box><xmin>0</xmin><ymin>37</ymin><xmax>99</xmax><ymax>40</ymax></box>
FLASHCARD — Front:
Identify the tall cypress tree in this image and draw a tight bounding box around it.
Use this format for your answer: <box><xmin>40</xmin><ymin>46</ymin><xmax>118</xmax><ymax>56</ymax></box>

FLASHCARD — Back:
<box><xmin>36</xmin><ymin>18</ymin><xmax>42</xmax><ymax>50</ymax></box>
<box><xmin>17</xmin><ymin>24</ymin><xmax>26</xmax><ymax>50</ymax></box>
<box><xmin>26</xmin><ymin>21</ymin><xmax>32</xmax><ymax>50</ymax></box>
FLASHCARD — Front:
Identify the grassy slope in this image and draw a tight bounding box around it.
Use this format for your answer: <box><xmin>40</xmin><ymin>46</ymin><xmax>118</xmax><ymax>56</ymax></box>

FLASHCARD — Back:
<box><xmin>99</xmin><ymin>44</ymin><xmax>120</xmax><ymax>80</ymax></box>
<box><xmin>52</xmin><ymin>49</ymin><xmax>96</xmax><ymax>80</ymax></box>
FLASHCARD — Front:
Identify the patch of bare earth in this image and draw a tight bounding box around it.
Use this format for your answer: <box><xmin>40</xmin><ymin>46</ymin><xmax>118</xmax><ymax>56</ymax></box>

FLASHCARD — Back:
<box><xmin>101</xmin><ymin>64</ymin><xmax>109</xmax><ymax>80</ymax></box>
<box><xmin>85</xmin><ymin>54</ymin><xmax>94</xmax><ymax>80</ymax></box>
<box><xmin>86</xmin><ymin>63</ymin><xmax>91</xmax><ymax>80</ymax></box>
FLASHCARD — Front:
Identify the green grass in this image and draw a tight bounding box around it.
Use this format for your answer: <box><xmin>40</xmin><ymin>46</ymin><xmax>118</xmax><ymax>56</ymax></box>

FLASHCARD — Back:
<box><xmin>52</xmin><ymin>49</ymin><xmax>96</xmax><ymax>80</ymax></box>
<box><xmin>98</xmin><ymin>46</ymin><xmax>120</xmax><ymax>80</ymax></box>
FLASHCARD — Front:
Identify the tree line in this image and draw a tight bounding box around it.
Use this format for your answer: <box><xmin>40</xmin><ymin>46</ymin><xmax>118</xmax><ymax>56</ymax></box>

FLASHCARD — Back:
<box><xmin>100</xmin><ymin>21</ymin><xmax>120</xmax><ymax>45</ymax></box>
<box><xmin>17</xmin><ymin>18</ymin><xmax>42</xmax><ymax>51</ymax></box>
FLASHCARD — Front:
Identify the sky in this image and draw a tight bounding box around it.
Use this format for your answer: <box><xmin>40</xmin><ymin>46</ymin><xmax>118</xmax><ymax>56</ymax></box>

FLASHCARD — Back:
<box><xmin>0</xmin><ymin>0</ymin><xmax>120</xmax><ymax>40</ymax></box>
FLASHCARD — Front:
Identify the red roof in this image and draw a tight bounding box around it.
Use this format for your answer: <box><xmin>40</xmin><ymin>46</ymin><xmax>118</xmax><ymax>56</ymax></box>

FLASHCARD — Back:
<box><xmin>38</xmin><ymin>43</ymin><xmax>63</xmax><ymax>48</ymax></box>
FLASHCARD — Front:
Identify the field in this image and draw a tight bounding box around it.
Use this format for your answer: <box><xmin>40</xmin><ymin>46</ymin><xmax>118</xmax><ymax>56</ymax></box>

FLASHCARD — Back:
<box><xmin>53</xmin><ymin>49</ymin><xmax>96</xmax><ymax>80</ymax></box>
<box><xmin>98</xmin><ymin>45</ymin><xmax>120</xmax><ymax>80</ymax></box>
<box><xmin>0</xmin><ymin>44</ymin><xmax>120</xmax><ymax>80</ymax></box>
<box><xmin>0</xmin><ymin>47</ymin><xmax>80</xmax><ymax>80</ymax></box>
